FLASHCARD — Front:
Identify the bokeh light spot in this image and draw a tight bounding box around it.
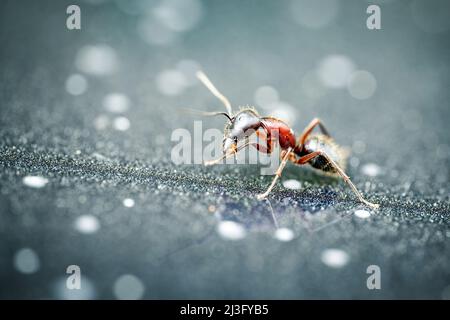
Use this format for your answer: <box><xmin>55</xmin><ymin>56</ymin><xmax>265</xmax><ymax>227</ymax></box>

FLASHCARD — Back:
<box><xmin>347</xmin><ymin>70</ymin><xmax>377</xmax><ymax>100</ymax></box>
<box><xmin>321</xmin><ymin>249</ymin><xmax>349</xmax><ymax>268</ymax></box>
<box><xmin>65</xmin><ymin>74</ymin><xmax>88</xmax><ymax>96</ymax></box>
<box><xmin>14</xmin><ymin>248</ymin><xmax>40</xmax><ymax>274</ymax></box>
<box><xmin>113</xmin><ymin>274</ymin><xmax>145</xmax><ymax>300</ymax></box>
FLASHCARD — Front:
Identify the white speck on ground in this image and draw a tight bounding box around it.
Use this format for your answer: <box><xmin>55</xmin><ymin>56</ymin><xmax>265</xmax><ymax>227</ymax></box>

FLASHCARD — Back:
<box><xmin>113</xmin><ymin>117</ymin><xmax>131</xmax><ymax>131</ymax></box>
<box><xmin>74</xmin><ymin>215</ymin><xmax>100</xmax><ymax>234</ymax></box>
<box><xmin>321</xmin><ymin>249</ymin><xmax>349</xmax><ymax>268</ymax></box>
<box><xmin>217</xmin><ymin>221</ymin><xmax>247</xmax><ymax>240</ymax></box>
<box><xmin>22</xmin><ymin>176</ymin><xmax>49</xmax><ymax>188</ymax></box>
<box><xmin>123</xmin><ymin>198</ymin><xmax>135</xmax><ymax>208</ymax></box>
<box><xmin>274</xmin><ymin>228</ymin><xmax>295</xmax><ymax>242</ymax></box>
<box><xmin>354</xmin><ymin>209</ymin><xmax>371</xmax><ymax>219</ymax></box>
<box><xmin>103</xmin><ymin>93</ymin><xmax>130</xmax><ymax>114</ymax></box>
<box><xmin>283</xmin><ymin>179</ymin><xmax>302</xmax><ymax>190</ymax></box>
<box><xmin>361</xmin><ymin>163</ymin><xmax>382</xmax><ymax>177</ymax></box>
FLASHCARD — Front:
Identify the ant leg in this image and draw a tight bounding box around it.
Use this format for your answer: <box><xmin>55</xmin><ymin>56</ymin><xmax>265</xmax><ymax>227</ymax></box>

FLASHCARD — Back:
<box><xmin>295</xmin><ymin>151</ymin><xmax>379</xmax><ymax>209</ymax></box>
<box><xmin>255</xmin><ymin>129</ymin><xmax>267</xmax><ymax>141</ymax></box>
<box><xmin>204</xmin><ymin>141</ymin><xmax>251</xmax><ymax>166</ymax></box>
<box><xmin>256</xmin><ymin>147</ymin><xmax>293</xmax><ymax>200</ymax></box>
<box><xmin>248</xmin><ymin>129</ymin><xmax>274</xmax><ymax>154</ymax></box>
<box><xmin>205</xmin><ymin>129</ymin><xmax>272</xmax><ymax>166</ymax></box>
<box><xmin>298</xmin><ymin>118</ymin><xmax>330</xmax><ymax>148</ymax></box>
<box><xmin>251</xmin><ymin>143</ymin><xmax>270</xmax><ymax>153</ymax></box>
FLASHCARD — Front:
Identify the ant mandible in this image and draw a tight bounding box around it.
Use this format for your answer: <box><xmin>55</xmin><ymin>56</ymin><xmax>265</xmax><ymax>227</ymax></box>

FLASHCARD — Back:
<box><xmin>195</xmin><ymin>71</ymin><xmax>379</xmax><ymax>209</ymax></box>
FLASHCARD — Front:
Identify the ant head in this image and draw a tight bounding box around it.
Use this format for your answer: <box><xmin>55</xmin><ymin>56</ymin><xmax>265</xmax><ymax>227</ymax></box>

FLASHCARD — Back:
<box><xmin>194</xmin><ymin>72</ymin><xmax>261</xmax><ymax>155</ymax></box>
<box><xmin>223</xmin><ymin>108</ymin><xmax>261</xmax><ymax>154</ymax></box>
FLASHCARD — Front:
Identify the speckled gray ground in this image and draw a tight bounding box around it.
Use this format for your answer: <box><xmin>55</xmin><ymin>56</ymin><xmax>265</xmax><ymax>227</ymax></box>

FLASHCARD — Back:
<box><xmin>0</xmin><ymin>0</ymin><xmax>449</xmax><ymax>299</ymax></box>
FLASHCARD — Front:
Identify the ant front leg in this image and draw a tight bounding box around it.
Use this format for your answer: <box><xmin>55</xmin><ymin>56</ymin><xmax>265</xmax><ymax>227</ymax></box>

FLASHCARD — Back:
<box><xmin>248</xmin><ymin>128</ymin><xmax>275</xmax><ymax>153</ymax></box>
<box><xmin>204</xmin><ymin>141</ymin><xmax>251</xmax><ymax>166</ymax></box>
<box><xmin>205</xmin><ymin>129</ymin><xmax>271</xmax><ymax>165</ymax></box>
<box><xmin>295</xmin><ymin>151</ymin><xmax>379</xmax><ymax>209</ymax></box>
<box><xmin>256</xmin><ymin>147</ymin><xmax>293</xmax><ymax>201</ymax></box>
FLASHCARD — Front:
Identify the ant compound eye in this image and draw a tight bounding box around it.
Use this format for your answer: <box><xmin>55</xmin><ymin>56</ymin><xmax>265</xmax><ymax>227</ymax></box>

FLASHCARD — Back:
<box><xmin>233</xmin><ymin>136</ymin><xmax>238</xmax><ymax>143</ymax></box>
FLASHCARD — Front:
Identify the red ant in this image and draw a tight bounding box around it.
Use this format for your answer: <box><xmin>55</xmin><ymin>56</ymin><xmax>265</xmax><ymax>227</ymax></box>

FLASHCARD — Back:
<box><xmin>195</xmin><ymin>71</ymin><xmax>379</xmax><ymax>209</ymax></box>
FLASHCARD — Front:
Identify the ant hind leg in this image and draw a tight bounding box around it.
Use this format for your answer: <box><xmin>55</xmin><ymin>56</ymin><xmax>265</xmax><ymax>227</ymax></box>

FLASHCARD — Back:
<box><xmin>295</xmin><ymin>151</ymin><xmax>379</xmax><ymax>209</ymax></box>
<box><xmin>298</xmin><ymin>118</ymin><xmax>331</xmax><ymax>148</ymax></box>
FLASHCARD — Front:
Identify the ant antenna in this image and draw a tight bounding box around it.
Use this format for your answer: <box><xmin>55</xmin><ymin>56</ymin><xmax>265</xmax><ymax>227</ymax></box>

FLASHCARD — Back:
<box><xmin>181</xmin><ymin>108</ymin><xmax>232</xmax><ymax>122</ymax></box>
<box><xmin>196</xmin><ymin>71</ymin><xmax>233</xmax><ymax>116</ymax></box>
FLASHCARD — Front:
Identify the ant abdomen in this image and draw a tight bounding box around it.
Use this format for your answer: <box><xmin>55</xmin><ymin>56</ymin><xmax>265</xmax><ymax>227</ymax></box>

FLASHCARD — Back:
<box><xmin>299</xmin><ymin>134</ymin><xmax>348</xmax><ymax>175</ymax></box>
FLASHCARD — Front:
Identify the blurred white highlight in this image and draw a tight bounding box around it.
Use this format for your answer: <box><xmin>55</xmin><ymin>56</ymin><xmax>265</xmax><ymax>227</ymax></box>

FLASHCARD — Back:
<box><xmin>123</xmin><ymin>198</ymin><xmax>135</xmax><ymax>208</ymax></box>
<box><xmin>74</xmin><ymin>215</ymin><xmax>100</xmax><ymax>234</ymax></box>
<box><xmin>268</xmin><ymin>101</ymin><xmax>297</xmax><ymax>123</ymax></box>
<box><xmin>282</xmin><ymin>179</ymin><xmax>302</xmax><ymax>190</ymax></box>
<box><xmin>361</xmin><ymin>163</ymin><xmax>381</xmax><ymax>177</ymax></box>
<box><xmin>274</xmin><ymin>228</ymin><xmax>295</xmax><ymax>242</ymax></box>
<box><xmin>217</xmin><ymin>221</ymin><xmax>247</xmax><ymax>240</ymax></box>
<box><xmin>254</xmin><ymin>86</ymin><xmax>280</xmax><ymax>108</ymax></box>
<box><xmin>14</xmin><ymin>248</ymin><xmax>40</xmax><ymax>274</ymax></box>
<box><xmin>291</xmin><ymin>0</ymin><xmax>339</xmax><ymax>29</ymax></box>
<box><xmin>23</xmin><ymin>175</ymin><xmax>49</xmax><ymax>188</ymax></box>
<box><xmin>113</xmin><ymin>117</ymin><xmax>131</xmax><ymax>131</ymax></box>
<box><xmin>318</xmin><ymin>55</ymin><xmax>355</xmax><ymax>89</ymax></box>
<box><xmin>321</xmin><ymin>249</ymin><xmax>349</xmax><ymax>268</ymax></box>
<box><xmin>347</xmin><ymin>70</ymin><xmax>377</xmax><ymax>100</ymax></box>
<box><xmin>137</xmin><ymin>17</ymin><xmax>178</xmax><ymax>46</ymax></box>
<box><xmin>156</xmin><ymin>69</ymin><xmax>189</xmax><ymax>96</ymax></box>
<box><xmin>354</xmin><ymin>209</ymin><xmax>371</xmax><ymax>219</ymax></box>
<box><xmin>66</xmin><ymin>74</ymin><xmax>87</xmax><ymax>95</ymax></box>
<box><xmin>94</xmin><ymin>115</ymin><xmax>110</xmax><ymax>130</ymax></box>
<box><xmin>177</xmin><ymin>60</ymin><xmax>202</xmax><ymax>86</ymax></box>
<box><xmin>153</xmin><ymin>0</ymin><xmax>203</xmax><ymax>32</ymax></box>
<box><xmin>75</xmin><ymin>45</ymin><xmax>119</xmax><ymax>76</ymax></box>
<box><xmin>103</xmin><ymin>93</ymin><xmax>130</xmax><ymax>113</ymax></box>
<box><xmin>113</xmin><ymin>274</ymin><xmax>145</xmax><ymax>300</ymax></box>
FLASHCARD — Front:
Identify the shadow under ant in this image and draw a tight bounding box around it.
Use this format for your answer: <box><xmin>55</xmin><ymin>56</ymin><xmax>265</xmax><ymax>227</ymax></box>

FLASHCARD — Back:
<box><xmin>157</xmin><ymin>163</ymin><xmax>367</xmax><ymax>263</ymax></box>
